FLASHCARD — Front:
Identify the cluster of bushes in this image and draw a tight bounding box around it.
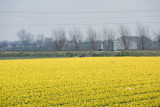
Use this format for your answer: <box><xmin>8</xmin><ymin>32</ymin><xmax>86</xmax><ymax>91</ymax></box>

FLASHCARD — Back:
<box><xmin>0</xmin><ymin>50</ymin><xmax>160</xmax><ymax>59</ymax></box>
<box><xmin>115</xmin><ymin>50</ymin><xmax>160</xmax><ymax>56</ymax></box>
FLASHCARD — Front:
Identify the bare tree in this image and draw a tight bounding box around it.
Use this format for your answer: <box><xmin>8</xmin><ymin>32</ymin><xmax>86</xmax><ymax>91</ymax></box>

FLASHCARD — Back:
<box><xmin>17</xmin><ymin>29</ymin><xmax>34</xmax><ymax>47</ymax></box>
<box><xmin>118</xmin><ymin>25</ymin><xmax>130</xmax><ymax>50</ymax></box>
<box><xmin>17</xmin><ymin>30</ymin><xmax>25</xmax><ymax>47</ymax></box>
<box><xmin>155</xmin><ymin>31</ymin><xmax>160</xmax><ymax>49</ymax></box>
<box><xmin>136</xmin><ymin>24</ymin><xmax>150</xmax><ymax>49</ymax></box>
<box><xmin>52</xmin><ymin>27</ymin><xmax>66</xmax><ymax>50</ymax></box>
<box><xmin>102</xmin><ymin>28</ymin><xmax>116</xmax><ymax>50</ymax></box>
<box><xmin>36</xmin><ymin>34</ymin><xmax>45</xmax><ymax>51</ymax></box>
<box><xmin>11</xmin><ymin>41</ymin><xmax>20</xmax><ymax>48</ymax></box>
<box><xmin>44</xmin><ymin>37</ymin><xmax>53</xmax><ymax>48</ymax></box>
<box><xmin>0</xmin><ymin>41</ymin><xmax>8</xmax><ymax>48</ymax></box>
<box><xmin>69</xmin><ymin>27</ymin><xmax>82</xmax><ymax>50</ymax></box>
<box><xmin>87</xmin><ymin>26</ymin><xmax>98</xmax><ymax>50</ymax></box>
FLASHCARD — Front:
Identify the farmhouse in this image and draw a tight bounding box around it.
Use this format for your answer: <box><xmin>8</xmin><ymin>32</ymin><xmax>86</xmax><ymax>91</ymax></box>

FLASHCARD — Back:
<box><xmin>63</xmin><ymin>36</ymin><xmax>159</xmax><ymax>51</ymax></box>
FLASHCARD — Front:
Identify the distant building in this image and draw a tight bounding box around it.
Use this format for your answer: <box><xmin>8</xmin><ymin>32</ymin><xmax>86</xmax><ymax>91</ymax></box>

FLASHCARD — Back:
<box><xmin>63</xmin><ymin>41</ymin><xmax>104</xmax><ymax>51</ymax></box>
<box><xmin>110</xmin><ymin>41</ymin><xmax>117</xmax><ymax>51</ymax></box>
<box><xmin>116</xmin><ymin>36</ymin><xmax>139</xmax><ymax>50</ymax></box>
<box><xmin>1</xmin><ymin>36</ymin><xmax>159</xmax><ymax>51</ymax></box>
<box><xmin>61</xmin><ymin>36</ymin><xmax>159</xmax><ymax>51</ymax></box>
<box><xmin>116</xmin><ymin>36</ymin><xmax>159</xmax><ymax>50</ymax></box>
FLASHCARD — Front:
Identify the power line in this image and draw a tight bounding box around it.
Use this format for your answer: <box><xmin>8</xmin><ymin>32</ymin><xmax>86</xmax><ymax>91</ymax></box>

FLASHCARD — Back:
<box><xmin>1</xmin><ymin>14</ymin><xmax>160</xmax><ymax>19</ymax></box>
<box><xmin>0</xmin><ymin>22</ymin><xmax>160</xmax><ymax>27</ymax></box>
<box><xmin>0</xmin><ymin>9</ymin><xmax>160</xmax><ymax>14</ymax></box>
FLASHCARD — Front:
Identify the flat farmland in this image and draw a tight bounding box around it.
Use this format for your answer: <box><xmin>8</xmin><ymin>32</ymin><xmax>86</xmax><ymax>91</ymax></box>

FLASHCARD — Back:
<box><xmin>0</xmin><ymin>57</ymin><xmax>160</xmax><ymax>106</ymax></box>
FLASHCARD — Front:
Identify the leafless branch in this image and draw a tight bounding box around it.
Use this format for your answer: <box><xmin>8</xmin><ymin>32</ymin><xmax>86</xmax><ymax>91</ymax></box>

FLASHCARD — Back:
<box><xmin>155</xmin><ymin>31</ymin><xmax>160</xmax><ymax>49</ymax></box>
<box><xmin>118</xmin><ymin>25</ymin><xmax>130</xmax><ymax>50</ymax></box>
<box><xmin>52</xmin><ymin>27</ymin><xmax>66</xmax><ymax>50</ymax></box>
<box><xmin>36</xmin><ymin>34</ymin><xmax>45</xmax><ymax>50</ymax></box>
<box><xmin>102</xmin><ymin>27</ymin><xmax>116</xmax><ymax>50</ymax></box>
<box><xmin>69</xmin><ymin>27</ymin><xmax>82</xmax><ymax>50</ymax></box>
<box><xmin>87</xmin><ymin>26</ymin><xmax>98</xmax><ymax>50</ymax></box>
<box><xmin>17</xmin><ymin>29</ymin><xmax>34</xmax><ymax>47</ymax></box>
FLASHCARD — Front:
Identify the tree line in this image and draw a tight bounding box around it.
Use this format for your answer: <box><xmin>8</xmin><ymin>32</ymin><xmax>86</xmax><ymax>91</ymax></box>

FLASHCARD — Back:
<box><xmin>1</xmin><ymin>24</ymin><xmax>160</xmax><ymax>51</ymax></box>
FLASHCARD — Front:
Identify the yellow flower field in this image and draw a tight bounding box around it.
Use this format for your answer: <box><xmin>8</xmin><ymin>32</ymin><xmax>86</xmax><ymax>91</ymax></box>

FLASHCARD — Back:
<box><xmin>0</xmin><ymin>57</ymin><xmax>160</xmax><ymax>106</ymax></box>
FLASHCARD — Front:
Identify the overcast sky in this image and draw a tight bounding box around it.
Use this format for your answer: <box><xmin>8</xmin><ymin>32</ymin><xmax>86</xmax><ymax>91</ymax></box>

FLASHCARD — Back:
<box><xmin>0</xmin><ymin>0</ymin><xmax>160</xmax><ymax>41</ymax></box>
